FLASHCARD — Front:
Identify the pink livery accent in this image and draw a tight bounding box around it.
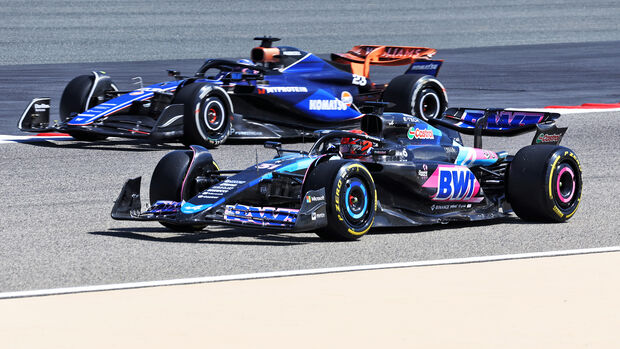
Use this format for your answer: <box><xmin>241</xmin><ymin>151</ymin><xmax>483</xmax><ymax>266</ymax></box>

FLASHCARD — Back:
<box><xmin>556</xmin><ymin>167</ymin><xmax>575</xmax><ymax>203</ymax></box>
<box><xmin>454</xmin><ymin>147</ymin><xmax>498</xmax><ymax>167</ymax></box>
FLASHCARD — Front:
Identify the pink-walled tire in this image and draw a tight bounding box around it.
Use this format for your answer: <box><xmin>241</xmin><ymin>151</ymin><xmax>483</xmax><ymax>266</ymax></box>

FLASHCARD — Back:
<box><xmin>508</xmin><ymin>145</ymin><xmax>582</xmax><ymax>222</ymax></box>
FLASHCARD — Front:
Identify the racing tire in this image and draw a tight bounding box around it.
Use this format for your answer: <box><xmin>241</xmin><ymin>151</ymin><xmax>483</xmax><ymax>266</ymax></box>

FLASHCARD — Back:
<box><xmin>303</xmin><ymin>160</ymin><xmax>376</xmax><ymax>240</ymax></box>
<box><xmin>382</xmin><ymin>74</ymin><xmax>447</xmax><ymax>120</ymax></box>
<box><xmin>149</xmin><ymin>150</ymin><xmax>209</xmax><ymax>232</ymax></box>
<box><xmin>60</xmin><ymin>74</ymin><xmax>113</xmax><ymax>141</ymax></box>
<box><xmin>175</xmin><ymin>83</ymin><xmax>232</xmax><ymax>149</ymax></box>
<box><xmin>507</xmin><ymin>145</ymin><xmax>582</xmax><ymax>222</ymax></box>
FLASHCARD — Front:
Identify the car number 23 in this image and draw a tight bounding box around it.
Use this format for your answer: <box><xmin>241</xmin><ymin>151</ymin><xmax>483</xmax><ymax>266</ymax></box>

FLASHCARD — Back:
<box><xmin>352</xmin><ymin>74</ymin><xmax>367</xmax><ymax>86</ymax></box>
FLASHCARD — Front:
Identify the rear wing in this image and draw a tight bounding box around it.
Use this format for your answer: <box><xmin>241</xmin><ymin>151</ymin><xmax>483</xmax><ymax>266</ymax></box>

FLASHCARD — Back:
<box><xmin>331</xmin><ymin>45</ymin><xmax>441</xmax><ymax>77</ymax></box>
<box><xmin>429</xmin><ymin>108</ymin><xmax>564</xmax><ymax>148</ymax></box>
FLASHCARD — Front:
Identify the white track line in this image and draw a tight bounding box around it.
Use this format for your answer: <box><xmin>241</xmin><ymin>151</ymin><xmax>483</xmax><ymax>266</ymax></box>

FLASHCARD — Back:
<box><xmin>1</xmin><ymin>246</ymin><xmax>619</xmax><ymax>300</ymax></box>
<box><xmin>2</xmin><ymin>105</ymin><xmax>619</xmax><ymax>144</ymax></box>
<box><xmin>510</xmin><ymin>107</ymin><xmax>620</xmax><ymax>114</ymax></box>
<box><xmin>0</xmin><ymin>135</ymin><xmax>72</xmax><ymax>144</ymax></box>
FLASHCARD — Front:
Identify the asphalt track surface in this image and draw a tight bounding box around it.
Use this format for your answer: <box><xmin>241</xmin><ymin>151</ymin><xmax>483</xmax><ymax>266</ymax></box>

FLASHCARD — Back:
<box><xmin>1</xmin><ymin>71</ymin><xmax>619</xmax><ymax>292</ymax></box>
<box><xmin>2</xmin><ymin>41</ymin><xmax>620</xmax><ymax>135</ymax></box>
<box><xmin>1</xmin><ymin>0</ymin><xmax>618</xmax><ymax>65</ymax></box>
<box><xmin>1</xmin><ymin>0</ymin><xmax>619</xmax><ymax>293</ymax></box>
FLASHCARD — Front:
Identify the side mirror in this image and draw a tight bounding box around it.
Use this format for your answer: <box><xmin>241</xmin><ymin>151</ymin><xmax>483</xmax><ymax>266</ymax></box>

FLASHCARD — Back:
<box><xmin>167</xmin><ymin>70</ymin><xmax>183</xmax><ymax>80</ymax></box>
<box><xmin>264</xmin><ymin>141</ymin><xmax>282</xmax><ymax>157</ymax></box>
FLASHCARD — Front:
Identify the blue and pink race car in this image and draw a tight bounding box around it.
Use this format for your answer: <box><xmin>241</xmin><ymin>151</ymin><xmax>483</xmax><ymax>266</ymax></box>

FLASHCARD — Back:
<box><xmin>18</xmin><ymin>37</ymin><xmax>447</xmax><ymax>147</ymax></box>
<box><xmin>111</xmin><ymin>106</ymin><xmax>582</xmax><ymax>240</ymax></box>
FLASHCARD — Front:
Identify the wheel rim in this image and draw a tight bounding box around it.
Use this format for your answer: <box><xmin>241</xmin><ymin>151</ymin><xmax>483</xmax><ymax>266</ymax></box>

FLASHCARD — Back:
<box><xmin>343</xmin><ymin>177</ymin><xmax>368</xmax><ymax>223</ymax></box>
<box><xmin>418</xmin><ymin>91</ymin><xmax>440</xmax><ymax>119</ymax></box>
<box><xmin>202</xmin><ymin>99</ymin><xmax>225</xmax><ymax>131</ymax></box>
<box><xmin>555</xmin><ymin>163</ymin><xmax>576</xmax><ymax>207</ymax></box>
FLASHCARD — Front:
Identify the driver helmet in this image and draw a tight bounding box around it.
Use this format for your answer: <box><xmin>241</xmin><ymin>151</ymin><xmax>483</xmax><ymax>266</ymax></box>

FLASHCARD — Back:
<box><xmin>236</xmin><ymin>59</ymin><xmax>253</xmax><ymax>66</ymax></box>
<box><xmin>236</xmin><ymin>59</ymin><xmax>257</xmax><ymax>74</ymax></box>
<box><xmin>340</xmin><ymin>130</ymin><xmax>373</xmax><ymax>159</ymax></box>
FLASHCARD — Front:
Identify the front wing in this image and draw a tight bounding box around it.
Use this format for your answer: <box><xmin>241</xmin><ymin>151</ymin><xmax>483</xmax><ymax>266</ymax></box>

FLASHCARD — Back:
<box><xmin>111</xmin><ymin>177</ymin><xmax>328</xmax><ymax>232</ymax></box>
<box><xmin>18</xmin><ymin>98</ymin><xmax>186</xmax><ymax>141</ymax></box>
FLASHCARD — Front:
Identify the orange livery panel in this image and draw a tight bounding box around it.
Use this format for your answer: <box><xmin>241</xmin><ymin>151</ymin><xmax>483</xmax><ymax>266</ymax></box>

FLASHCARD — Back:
<box><xmin>331</xmin><ymin>45</ymin><xmax>438</xmax><ymax>77</ymax></box>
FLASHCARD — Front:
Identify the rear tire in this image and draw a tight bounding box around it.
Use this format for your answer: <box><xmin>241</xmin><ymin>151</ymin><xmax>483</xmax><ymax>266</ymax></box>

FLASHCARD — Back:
<box><xmin>174</xmin><ymin>83</ymin><xmax>232</xmax><ymax>148</ymax></box>
<box><xmin>383</xmin><ymin>74</ymin><xmax>447</xmax><ymax>120</ymax></box>
<box><xmin>60</xmin><ymin>74</ymin><xmax>113</xmax><ymax>141</ymax></box>
<box><xmin>508</xmin><ymin>145</ymin><xmax>582</xmax><ymax>222</ymax></box>
<box><xmin>149</xmin><ymin>150</ymin><xmax>208</xmax><ymax>232</ymax></box>
<box><xmin>303</xmin><ymin>160</ymin><xmax>376</xmax><ymax>240</ymax></box>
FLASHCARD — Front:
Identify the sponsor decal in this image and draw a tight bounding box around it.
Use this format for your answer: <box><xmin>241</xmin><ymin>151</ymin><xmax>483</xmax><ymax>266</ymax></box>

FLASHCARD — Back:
<box><xmin>430</xmin><ymin>203</ymin><xmax>472</xmax><ymax>211</ymax></box>
<box><xmin>455</xmin><ymin>147</ymin><xmax>498</xmax><ymax>166</ymax></box>
<box><xmin>257</xmin><ymin>163</ymin><xmax>280</xmax><ymax>170</ymax></box>
<box><xmin>257</xmin><ymin>86</ymin><xmax>308</xmax><ymax>94</ymax></box>
<box><xmin>340</xmin><ymin>91</ymin><xmax>353</xmax><ymax>107</ymax></box>
<box><xmin>309</xmin><ymin>99</ymin><xmax>348</xmax><ymax>111</ymax></box>
<box><xmin>145</xmin><ymin>201</ymin><xmax>181</xmax><ymax>214</ymax></box>
<box><xmin>234</xmin><ymin>131</ymin><xmax>263</xmax><ymax>136</ymax></box>
<box><xmin>389</xmin><ymin>115</ymin><xmax>418</xmax><ymax>126</ymax></box>
<box><xmin>305</xmin><ymin>194</ymin><xmax>325</xmax><ymax>204</ymax></box>
<box><xmin>482</xmin><ymin>150</ymin><xmax>494</xmax><ymax>159</ymax></box>
<box><xmin>33</xmin><ymin>103</ymin><xmax>50</xmax><ymax>112</ymax></box>
<box><xmin>422</xmin><ymin>165</ymin><xmax>483</xmax><ymax>202</ymax></box>
<box><xmin>407</xmin><ymin>127</ymin><xmax>434</xmax><ymax>140</ymax></box>
<box><xmin>417</xmin><ymin>164</ymin><xmax>429</xmax><ymax>178</ymax></box>
<box><xmin>410</xmin><ymin>63</ymin><xmax>440</xmax><ymax>71</ymax></box>
<box><xmin>444</xmin><ymin>146</ymin><xmax>458</xmax><ymax>155</ymax></box>
<box><xmin>282</xmin><ymin>51</ymin><xmax>302</xmax><ymax>56</ymax></box>
<box><xmin>457</xmin><ymin>110</ymin><xmax>548</xmax><ymax>127</ymax></box>
<box><xmin>311</xmin><ymin>211</ymin><xmax>326</xmax><ymax>221</ymax></box>
<box><xmin>224</xmin><ymin>204</ymin><xmax>298</xmax><ymax>226</ymax></box>
<box><xmin>536</xmin><ymin>133</ymin><xmax>563</xmax><ymax>144</ymax></box>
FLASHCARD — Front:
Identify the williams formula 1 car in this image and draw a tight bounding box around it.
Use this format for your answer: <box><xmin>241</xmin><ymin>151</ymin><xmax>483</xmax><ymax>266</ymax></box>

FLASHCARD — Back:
<box><xmin>19</xmin><ymin>37</ymin><xmax>447</xmax><ymax>147</ymax></box>
<box><xmin>111</xmin><ymin>105</ymin><xmax>582</xmax><ymax>240</ymax></box>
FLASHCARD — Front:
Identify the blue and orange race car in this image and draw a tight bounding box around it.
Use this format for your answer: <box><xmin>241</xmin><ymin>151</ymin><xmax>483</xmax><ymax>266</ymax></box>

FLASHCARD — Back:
<box><xmin>18</xmin><ymin>37</ymin><xmax>447</xmax><ymax>147</ymax></box>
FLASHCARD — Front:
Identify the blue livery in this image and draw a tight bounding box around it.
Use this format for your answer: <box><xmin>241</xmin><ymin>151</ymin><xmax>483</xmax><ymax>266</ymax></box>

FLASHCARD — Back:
<box><xmin>19</xmin><ymin>37</ymin><xmax>448</xmax><ymax>148</ymax></box>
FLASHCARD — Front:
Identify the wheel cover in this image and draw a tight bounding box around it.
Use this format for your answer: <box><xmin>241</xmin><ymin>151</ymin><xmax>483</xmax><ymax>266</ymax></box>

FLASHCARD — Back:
<box><xmin>343</xmin><ymin>177</ymin><xmax>369</xmax><ymax>224</ymax></box>
<box><xmin>555</xmin><ymin>163</ymin><xmax>576</xmax><ymax>207</ymax></box>
<box><xmin>419</xmin><ymin>92</ymin><xmax>440</xmax><ymax>119</ymax></box>
<box><xmin>202</xmin><ymin>99</ymin><xmax>225</xmax><ymax>131</ymax></box>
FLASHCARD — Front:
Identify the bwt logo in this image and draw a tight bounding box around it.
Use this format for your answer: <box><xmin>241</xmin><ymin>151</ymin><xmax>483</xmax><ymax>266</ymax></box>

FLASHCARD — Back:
<box><xmin>432</xmin><ymin>167</ymin><xmax>480</xmax><ymax>202</ymax></box>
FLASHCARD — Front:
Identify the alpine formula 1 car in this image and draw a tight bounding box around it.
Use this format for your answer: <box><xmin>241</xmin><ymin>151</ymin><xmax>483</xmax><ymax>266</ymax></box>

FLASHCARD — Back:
<box><xmin>18</xmin><ymin>37</ymin><xmax>447</xmax><ymax>148</ymax></box>
<box><xmin>111</xmin><ymin>105</ymin><xmax>582</xmax><ymax>240</ymax></box>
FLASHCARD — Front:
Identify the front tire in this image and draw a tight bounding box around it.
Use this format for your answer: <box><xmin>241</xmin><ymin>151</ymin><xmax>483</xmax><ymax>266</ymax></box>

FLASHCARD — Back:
<box><xmin>60</xmin><ymin>74</ymin><xmax>114</xmax><ymax>141</ymax></box>
<box><xmin>383</xmin><ymin>74</ymin><xmax>447</xmax><ymax>120</ymax></box>
<box><xmin>149</xmin><ymin>150</ymin><xmax>210</xmax><ymax>232</ymax></box>
<box><xmin>507</xmin><ymin>145</ymin><xmax>582</xmax><ymax>222</ymax></box>
<box><xmin>174</xmin><ymin>83</ymin><xmax>232</xmax><ymax>148</ymax></box>
<box><xmin>304</xmin><ymin>160</ymin><xmax>376</xmax><ymax>240</ymax></box>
